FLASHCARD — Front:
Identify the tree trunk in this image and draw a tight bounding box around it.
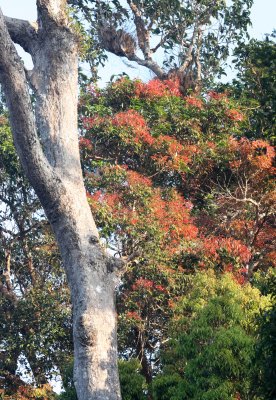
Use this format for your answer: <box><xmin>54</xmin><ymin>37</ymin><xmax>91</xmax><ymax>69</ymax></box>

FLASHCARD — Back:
<box><xmin>0</xmin><ymin>2</ymin><xmax>122</xmax><ymax>399</ymax></box>
<box><xmin>49</xmin><ymin>187</ymin><xmax>122</xmax><ymax>400</ymax></box>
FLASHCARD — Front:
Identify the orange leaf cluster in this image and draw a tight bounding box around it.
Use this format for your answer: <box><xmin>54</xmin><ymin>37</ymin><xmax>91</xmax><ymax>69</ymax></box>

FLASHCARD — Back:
<box><xmin>229</xmin><ymin>137</ymin><xmax>275</xmax><ymax>172</ymax></box>
<box><xmin>150</xmin><ymin>192</ymin><xmax>198</xmax><ymax>253</ymax></box>
<box><xmin>185</xmin><ymin>95</ymin><xmax>204</xmax><ymax>109</ymax></box>
<box><xmin>112</xmin><ymin>109</ymin><xmax>155</xmax><ymax>145</ymax></box>
<box><xmin>192</xmin><ymin>236</ymin><xmax>251</xmax><ymax>267</ymax></box>
<box><xmin>152</xmin><ymin>135</ymin><xmax>199</xmax><ymax>171</ymax></box>
<box><xmin>134</xmin><ymin>78</ymin><xmax>181</xmax><ymax>98</ymax></box>
<box><xmin>82</xmin><ymin>115</ymin><xmax>106</xmax><ymax>130</ymax></box>
<box><xmin>225</xmin><ymin>109</ymin><xmax>244</xmax><ymax>121</ymax></box>
<box><xmin>126</xmin><ymin>170</ymin><xmax>152</xmax><ymax>187</ymax></box>
<box><xmin>126</xmin><ymin>311</ymin><xmax>142</xmax><ymax>321</ymax></box>
<box><xmin>208</xmin><ymin>91</ymin><xmax>228</xmax><ymax>101</ymax></box>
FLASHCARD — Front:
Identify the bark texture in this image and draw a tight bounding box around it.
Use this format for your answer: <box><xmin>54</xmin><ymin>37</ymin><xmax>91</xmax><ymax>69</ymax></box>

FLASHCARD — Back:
<box><xmin>0</xmin><ymin>2</ymin><xmax>122</xmax><ymax>399</ymax></box>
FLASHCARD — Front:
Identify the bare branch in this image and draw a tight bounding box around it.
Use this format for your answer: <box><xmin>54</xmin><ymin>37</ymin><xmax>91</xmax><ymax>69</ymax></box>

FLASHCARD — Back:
<box><xmin>151</xmin><ymin>33</ymin><xmax>169</xmax><ymax>54</ymax></box>
<box><xmin>3</xmin><ymin>249</ymin><xmax>12</xmax><ymax>292</ymax></box>
<box><xmin>178</xmin><ymin>24</ymin><xmax>199</xmax><ymax>75</ymax></box>
<box><xmin>127</xmin><ymin>0</ymin><xmax>151</xmax><ymax>59</ymax></box>
<box><xmin>0</xmin><ymin>280</ymin><xmax>18</xmax><ymax>304</ymax></box>
<box><xmin>4</xmin><ymin>16</ymin><xmax>38</xmax><ymax>54</ymax></box>
<box><xmin>128</xmin><ymin>53</ymin><xmax>166</xmax><ymax>78</ymax></box>
<box><xmin>194</xmin><ymin>28</ymin><xmax>203</xmax><ymax>93</ymax></box>
<box><xmin>0</xmin><ymin>9</ymin><xmax>58</xmax><ymax>203</ymax></box>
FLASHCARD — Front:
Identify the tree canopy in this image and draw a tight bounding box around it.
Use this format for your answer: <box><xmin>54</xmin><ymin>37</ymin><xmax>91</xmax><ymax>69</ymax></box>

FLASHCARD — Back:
<box><xmin>70</xmin><ymin>0</ymin><xmax>253</xmax><ymax>91</ymax></box>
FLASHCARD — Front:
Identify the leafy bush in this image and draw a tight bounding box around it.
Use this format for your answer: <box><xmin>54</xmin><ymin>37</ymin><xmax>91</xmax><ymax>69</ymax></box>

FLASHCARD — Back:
<box><xmin>152</xmin><ymin>271</ymin><xmax>270</xmax><ymax>400</ymax></box>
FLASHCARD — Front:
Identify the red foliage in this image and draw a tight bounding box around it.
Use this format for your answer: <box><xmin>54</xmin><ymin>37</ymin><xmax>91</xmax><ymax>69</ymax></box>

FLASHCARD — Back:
<box><xmin>81</xmin><ymin>79</ymin><xmax>274</xmax><ymax>282</ymax></box>
<box><xmin>226</xmin><ymin>109</ymin><xmax>244</xmax><ymax>122</ymax></box>
<box><xmin>126</xmin><ymin>311</ymin><xmax>142</xmax><ymax>321</ymax></box>
<box><xmin>234</xmin><ymin>267</ymin><xmax>248</xmax><ymax>285</ymax></box>
<box><xmin>251</xmin><ymin>139</ymin><xmax>275</xmax><ymax>169</ymax></box>
<box><xmin>82</xmin><ymin>115</ymin><xmax>105</xmax><ymax>129</ymax></box>
<box><xmin>155</xmin><ymin>284</ymin><xmax>167</xmax><ymax>292</ymax></box>
<box><xmin>254</xmin><ymin>225</ymin><xmax>276</xmax><ymax>251</ymax></box>
<box><xmin>152</xmin><ymin>135</ymin><xmax>200</xmax><ymax>171</ymax></box>
<box><xmin>202</xmin><ymin>237</ymin><xmax>251</xmax><ymax>264</ymax></box>
<box><xmin>264</xmin><ymin>251</ymin><xmax>276</xmax><ymax>267</ymax></box>
<box><xmin>132</xmin><ymin>278</ymin><xmax>154</xmax><ymax>290</ymax></box>
<box><xmin>79</xmin><ymin>137</ymin><xmax>93</xmax><ymax>150</ymax></box>
<box><xmin>104</xmin><ymin>193</ymin><xmax>121</xmax><ymax>208</ymax></box>
<box><xmin>185</xmin><ymin>95</ymin><xmax>204</xmax><ymax>109</ymax></box>
<box><xmin>208</xmin><ymin>91</ymin><xmax>228</xmax><ymax>101</ymax></box>
<box><xmin>185</xmin><ymin>236</ymin><xmax>251</xmax><ymax>273</ymax></box>
<box><xmin>86</xmin><ymin>166</ymin><xmax>198</xmax><ymax>256</ymax></box>
<box><xmin>112</xmin><ymin>109</ymin><xmax>155</xmax><ymax>145</ymax></box>
<box><xmin>126</xmin><ymin>170</ymin><xmax>152</xmax><ymax>187</ymax></box>
<box><xmin>134</xmin><ymin>78</ymin><xmax>181</xmax><ymax>98</ymax></box>
<box><xmin>229</xmin><ymin>137</ymin><xmax>275</xmax><ymax>171</ymax></box>
<box><xmin>229</xmin><ymin>219</ymin><xmax>254</xmax><ymax>239</ymax></box>
<box><xmin>150</xmin><ymin>192</ymin><xmax>198</xmax><ymax>253</ymax></box>
<box><xmin>132</xmin><ymin>278</ymin><xmax>167</xmax><ymax>294</ymax></box>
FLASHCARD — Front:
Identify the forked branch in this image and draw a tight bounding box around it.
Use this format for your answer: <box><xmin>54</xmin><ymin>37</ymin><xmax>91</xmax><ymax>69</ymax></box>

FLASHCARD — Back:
<box><xmin>0</xmin><ymin>8</ymin><xmax>56</xmax><ymax>200</ymax></box>
<box><xmin>4</xmin><ymin>16</ymin><xmax>38</xmax><ymax>54</ymax></box>
<box><xmin>37</xmin><ymin>0</ymin><xmax>68</xmax><ymax>27</ymax></box>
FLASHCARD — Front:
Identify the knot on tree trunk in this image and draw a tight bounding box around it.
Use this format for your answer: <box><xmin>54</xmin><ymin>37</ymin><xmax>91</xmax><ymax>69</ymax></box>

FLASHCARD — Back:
<box><xmin>76</xmin><ymin>313</ymin><xmax>97</xmax><ymax>348</ymax></box>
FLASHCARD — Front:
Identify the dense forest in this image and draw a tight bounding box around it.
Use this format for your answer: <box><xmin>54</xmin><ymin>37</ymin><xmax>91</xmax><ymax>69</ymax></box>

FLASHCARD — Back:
<box><xmin>0</xmin><ymin>0</ymin><xmax>275</xmax><ymax>399</ymax></box>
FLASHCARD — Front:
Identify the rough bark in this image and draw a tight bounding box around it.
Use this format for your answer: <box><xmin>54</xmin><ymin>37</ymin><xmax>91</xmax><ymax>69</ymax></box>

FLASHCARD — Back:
<box><xmin>0</xmin><ymin>2</ymin><xmax>122</xmax><ymax>399</ymax></box>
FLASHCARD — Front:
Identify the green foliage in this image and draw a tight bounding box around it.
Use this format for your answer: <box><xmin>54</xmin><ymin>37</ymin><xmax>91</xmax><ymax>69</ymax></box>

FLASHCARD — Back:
<box><xmin>232</xmin><ymin>35</ymin><xmax>276</xmax><ymax>142</ymax></box>
<box><xmin>119</xmin><ymin>359</ymin><xmax>147</xmax><ymax>400</ymax></box>
<box><xmin>0</xmin><ymin>115</ymin><xmax>72</xmax><ymax>390</ymax></box>
<box><xmin>0</xmin><ymin>116</ymin><xmax>19</xmax><ymax>176</ymax></box>
<box><xmin>79</xmin><ymin>75</ymin><xmax>275</xmax><ymax>386</ymax></box>
<box><xmin>152</xmin><ymin>271</ymin><xmax>270</xmax><ymax>400</ymax></box>
<box><xmin>57</xmin><ymin>360</ymin><xmax>77</xmax><ymax>400</ymax></box>
<box><xmin>69</xmin><ymin>0</ymin><xmax>253</xmax><ymax>88</ymax></box>
<box><xmin>252</xmin><ymin>269</ymin><xmax>276</xmax><ymax>399</ymax></box>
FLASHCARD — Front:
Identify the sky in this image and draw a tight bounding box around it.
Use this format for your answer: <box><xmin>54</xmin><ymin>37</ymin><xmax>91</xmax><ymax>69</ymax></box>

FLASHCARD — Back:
<box><xmin>0</xmin><ymin>0</ymin><xmax>275</xmax><ymax>85</ymax></box>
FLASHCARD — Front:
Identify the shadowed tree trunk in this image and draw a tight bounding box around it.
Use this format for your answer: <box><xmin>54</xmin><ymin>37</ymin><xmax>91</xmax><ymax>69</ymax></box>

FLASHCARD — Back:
<box><xmin>0</xmin><ymin>1</ymin><xmax>123</xmax><ymax>399</ymax></box>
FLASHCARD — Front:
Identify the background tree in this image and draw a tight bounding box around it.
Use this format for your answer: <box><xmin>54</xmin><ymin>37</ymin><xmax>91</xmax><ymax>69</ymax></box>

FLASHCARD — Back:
<box><xmin>1</xmin><ymin>71</ymin><xmax>274</xmax><ymax>397</ymax></box>
<box><xmin>251</xmin><ymin>269</ymin><xmax>276</xmax><ymax>400</ymax></box>
<box><xmin>231</xmin><ymin>34</ymin><xmax>276</xmax><ymax>142</ymax></box>
<box><xmin>78</xmin><ymin>75</ymin><xmax>275</xmax><ymax>391</ymax></box>
<box><xmin>69</xmin><ymin>0</ymin><xmax>253</xmax><ymax>92</ymax></box>
<box><xmin>0</xmin><ymin>111</ymin><xmax>72</xmax><ymax>391</ymax></box>
<box><xmin>151</xmin><ymin>271</ymin><xmax>270</xmax><ymax>400</ymax></box>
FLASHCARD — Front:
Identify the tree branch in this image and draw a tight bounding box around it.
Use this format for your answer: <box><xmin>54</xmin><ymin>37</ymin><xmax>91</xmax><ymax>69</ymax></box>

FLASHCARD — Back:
<box><xmin>194</xmin><ymin>28</ymin><xmax>203</xmax><ymax>93</ymax></box>
<box><xmin>0</xmin><ymin>281</ymin><xmax>18</xmax><ymax>304</ymax></box>
<box><xmin>178</xmin><ymin>24</ymin><xmax>199</xmax><ymax>75</ymax></box>
<box><xmin>3</xmin><ymin>249</ymin><xmax>12</xmax><ymax>292</ymax></box>
<box><xmin>0</xmin><ymin>8</ymin><xmax>59</xmax><ymax>204</ymax></box>
<box><xmin>4</xmin><ymin>16</ymin><xmax>38</xmax><ymax>54</ymax></box>
<box><xmin>127</xmin><ymin>0</ymin><xmax>151</xmax><ymax>59</ymax></box>
<box><xmin>128</xmin><ymin>53</ymin><xmax>166</xmax><ymax>79</ymax></box>
<box><xmin>151</xmin><ymin>33</ymin><xmax>170</xmax><ymax>54</ymax></box>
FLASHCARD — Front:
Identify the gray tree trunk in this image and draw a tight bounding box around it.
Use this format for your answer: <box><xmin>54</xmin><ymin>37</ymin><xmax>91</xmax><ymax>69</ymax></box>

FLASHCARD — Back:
<box><xmin>0</xmin><ymin>1</ymin><xmax>122</xmax><ymax>399</ymax></box>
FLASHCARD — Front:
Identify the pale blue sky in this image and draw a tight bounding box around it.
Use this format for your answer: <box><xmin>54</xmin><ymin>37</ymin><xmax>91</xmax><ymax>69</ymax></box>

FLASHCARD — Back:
<box><xmin>0</xmin><ymin>0</ymin><xmax>275</xmax><ymax>84</ymax></box>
